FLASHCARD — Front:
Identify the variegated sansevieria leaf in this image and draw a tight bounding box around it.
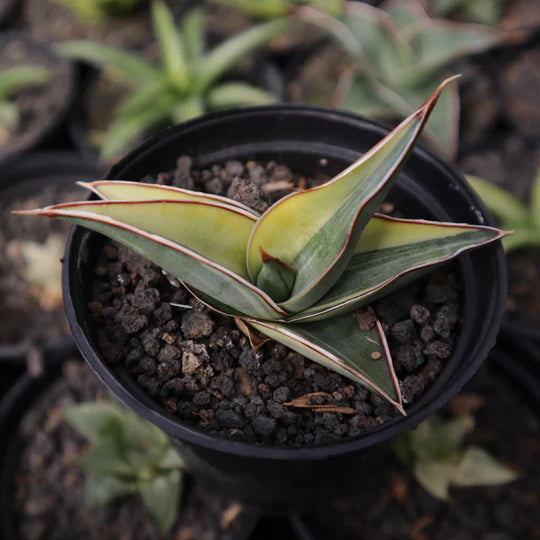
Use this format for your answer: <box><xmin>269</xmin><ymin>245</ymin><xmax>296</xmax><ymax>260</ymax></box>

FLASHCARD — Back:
<box><xmin>246</xmin><ymin>76</ymin><xmax>460</xmax><ymax>313</ymax></box>
<box><xmin>79</xmin><ymin>180</ymin><xmax>259</xmax><ymax>215</ymax></box>
<box><xmin>16</xmin><ymin>201</ymin><xmax>286</xmax><ymax>320</ymax></box>
<box><xmin>286</xmin><ymin>214</ymin><xmax>508</xmax><ymax>322</ymax></box>
<box><xmin>247</xmin><ymin>315</ymin><xmax>404</xmax><ymax>414</ymax></box>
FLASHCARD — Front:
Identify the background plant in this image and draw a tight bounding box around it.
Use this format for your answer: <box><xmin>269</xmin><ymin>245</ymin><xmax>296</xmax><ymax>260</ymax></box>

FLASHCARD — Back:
<box><xmin>299</xmin><ymin>0</ymin><xmax>518</xmax><ymax>158</ymax></box>
<box><xmin>52</xmin><ymin>0</ymin><xmax>140</xmax><ymax>22</ymax></box>
<box><xmin>19</xmin><ymin>79</ymin><xmax>507</xmax><ymax>413</ymax></box>
<box><xmin>0</xmin><ymin>65</ymin><xmax>50</xmax><ymax>142</ymax></box>
<box><xmin>393</xmin><ymin>413</ymin><xmax>518</xmax><ymax>500</ymax></box>
<box><xmin>207</xmin><ymin>0</ymin><xmax>343</xmax><ymax>18</ymax></box>
<box><xmin>467</xmin><ymin>172</ymin><xmax>540</xmax><ymax>252</ymax></box>
<box><xmin>65</xmin><ymin>400</ymin><xmax>184</xmax><ymax>534</ymax></box>
<box><xmin>56</xmin><ymin>1</ymin><xmax>288</xmax><ymax>161</ymax></box>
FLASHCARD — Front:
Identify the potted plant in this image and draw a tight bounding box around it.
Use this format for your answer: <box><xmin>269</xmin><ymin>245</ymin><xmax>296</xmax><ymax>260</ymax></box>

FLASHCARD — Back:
<box><xmin>16</xmin><ymin>77</ymin><xmax>507</xmax><ymax>510</ymax></box>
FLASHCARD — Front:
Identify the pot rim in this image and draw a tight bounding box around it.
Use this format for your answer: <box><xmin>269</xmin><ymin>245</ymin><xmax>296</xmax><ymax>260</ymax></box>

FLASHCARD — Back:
<box><xmin>63</xmin><ymin>103</ymin><xmax>508</xmax><ymax>461</ymax></box>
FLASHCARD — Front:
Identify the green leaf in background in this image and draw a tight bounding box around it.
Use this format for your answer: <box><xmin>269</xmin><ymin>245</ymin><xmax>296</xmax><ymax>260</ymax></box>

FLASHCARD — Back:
<box><xmin>152</xmin><ymin>0</ymin><xmax>190</xmax><ymax>91</ymax></box>
<box><xmin>64</xmin><ymin>402</ymin><xmax>125</xmax><ymax>445</ymax></box>
<box><xmin>196</xmin><ymin>17</ymin><xmax>290</xmax><ymax>92</ymax></box>
<box><xmin>414</xmin><ymin>460</ymin><xmax>457</xmax><ymax>500</ymax></box>
<box><xmin>182</xmin><ymin>7</ymin><xmax>205</xmax><ymax>63</ymax></box>
<box><xmin>55</xmin><ymin>41</ymin><xmax>162</xmax><ymax>85</ymax></box>
<box><xmin>247</xmin><ymin>77</ymin><xmax>452</xmax><ymax>312</ymax></box>
<box><xmin>317</xmin><ymin>0</ymin><xmax>519</xmax><ymax>159</ymax></box>
<box><xmin>138</xmin><ymin>471</ymin><xmax>183</xmax><ymax>534</ymax></box>
<box><xmin>248</xmin><ymin>315</ymin><xmax>404</xmax><ymax>412</ymax></box>
<box><xmin>452</xmin><ymin>447</ymin><xmax>518</xmax><ymax>487</ymax></box>
<box><xmin>85</xmin><ymin>474</ymin><xmax>138</xmax><ymax>507</ymax></box>
<box><xmin>467</xmin><ymin>173</ymin><xmax>540</xmax><ymax>252</ymax></box>
<box><xmin>66</xmin><ymin>400</ymin><xmax>184</xmax><ymax>533</ymax></box>
<box><xmin>0</xmin><ymin>65</ymin><xmax>50</xmax><ymax>101</ymax></box>
<box><xmin>206</xmin><ymin>82</ymin><xmax>276</xmax><ymax>108</ymax></box>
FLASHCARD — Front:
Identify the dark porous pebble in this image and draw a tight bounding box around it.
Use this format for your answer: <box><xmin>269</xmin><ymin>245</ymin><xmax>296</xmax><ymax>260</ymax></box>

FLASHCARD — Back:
<box><xmin>391</xmin><ymin>320</ymin><xmax>417</xmax><ymax>344</ymax></box>
<box><xmin>226</xmin><ymin>176</ymin><xmax>269</xmax><ymax>213</ymax></box>
<box><xmin>181</xmin><ymin>308</ymin><xmax>214</xmax><ymax>339</ymax></box>
<box><xmin>434</xmin><ymin>304</ymin><xmax>460</xmax><ymax>338</ymax></box>
<box><xmin>423</xmin><ymin>341</ymin><xmax>453</xmax><ymax>359</ymax></box>
<box><xmin>252</xmin><ymin>415</ymin><xmax>277</xmax><ymax>437</ymax></box>
<box><xmin>90</xmin><ymin>158</ymin><xmax>463</xmax><ymax>447</ymax></box>
<box><xmin>410</xmin><ymin>304</ymin><xmax>430</xmax><ymax>325</ymax></box>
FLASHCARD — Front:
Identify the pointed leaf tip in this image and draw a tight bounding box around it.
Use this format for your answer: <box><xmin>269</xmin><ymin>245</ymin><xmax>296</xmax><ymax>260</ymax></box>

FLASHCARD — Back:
<box><xmin>247</xmin><ymin>79</ymin><xmax>451</xmax><ymax>313</ymax></box>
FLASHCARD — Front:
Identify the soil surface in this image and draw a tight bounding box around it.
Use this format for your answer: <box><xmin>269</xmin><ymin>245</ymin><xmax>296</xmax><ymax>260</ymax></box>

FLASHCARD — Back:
<box><xmin>89</xmin><ymin>157</ymin><xmax>463</xmax><ymax>447</ymax></box>
<box><xmin>11</xmin><ymin>360</ymin><xmax>254</xmax><ymax>540</ymax></box>
<box><xmin>0</xmin><ymin>182</ymin><xmax>83</xmax><ymax>347</ymax></box>
<box><xmin>296</xmin><ymin>363</ymin><xmax>540</xmax><ymax>540</ymax></box>
<box><xmin>0</xmin><ymin>35</ymin><xmax>73</xmax><ymax>162</ymax></box>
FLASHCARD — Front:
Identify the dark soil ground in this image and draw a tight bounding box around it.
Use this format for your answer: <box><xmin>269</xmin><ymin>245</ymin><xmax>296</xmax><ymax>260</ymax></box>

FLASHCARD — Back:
<box><xmin>0</xmin><ymin>35</ymin><xmax>73</xmax><ymax>162</ymax></box>
<box><xmin>90</xmin><ymin>158</ymin><xmax>463</xmax><ymax>447</ymax></box>
<box><xmin>0</xmin><ymin>182</ymin><xmax>83</xmax><ymax>347</ymax></box>
<box><xmin>295</xmin><ymin>363</ymin><xmax>540</xmax><ymax>540</ymax></box>
<box><xmin>10</xmin><ymin>360</ymin><xmax>254</xmax><ymax>540</ymax></box>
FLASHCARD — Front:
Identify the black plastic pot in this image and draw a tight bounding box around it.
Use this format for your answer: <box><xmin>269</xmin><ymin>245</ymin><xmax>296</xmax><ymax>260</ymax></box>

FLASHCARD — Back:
<box><xmin>0</xmin><ymin>151</ymin><xmax>101</xmax><ymax>365</ymax></box>
<box><xmin>0</xmin><ymin>358</ymin><xmax>260</xmax><ymax>540</ymax></box>
<box><xmin>0</xmin><ymin>33</ymin><xmax>77</xmax><ymax>167</ymax></box>
<box><xmin>63</xmin><ymin>104</ymin><xmax>507</xmax><ymax>511</ymax></box>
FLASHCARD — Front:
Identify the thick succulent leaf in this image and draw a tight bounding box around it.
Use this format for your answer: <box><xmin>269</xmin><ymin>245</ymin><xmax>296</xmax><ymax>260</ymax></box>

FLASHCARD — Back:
<box><xmin>115</xmin><ymin>83</ymin><xmax>169</xmax><ymax>117</ymax></box>
<box><xmin>55</xmin><ymin>41</ymin><xmax>162</xmax><ymax>85</ymax></box>
<box><xmin>286</xmin><ymin>215</ymin><xmax>507</xmax><ymax>322</ymax></box>
<box><xmin>171</xmin><ymin>95</ymin><xmax>205</xmax><ymax>123</ymax></box>
<box><xmin>19</xmin><ymin>201</ymin><xmax>286</xmax><ymax>320</ymax></box>
<box><xmin>0</xmin><ymin>65</ymin><xmax>49</xmax><ymax>101</ymax></box>
<box><xmin>152</xmin><ymin>1</ymin><xmax>190</xmax><ymax>90</ymax></box>
<box><xmin>196</xmin><ymin>18</ymin><xmax>290</xmax><ymax>92</ymax></box>
<box><xmin>451</xmin><ymin>447</ymin><xmax>518</xmax><ymax>487</ymax></box>
<box><xmin>138</xmin><ymin>471</ymin><xmax>182</xmax><ymax>534</ymax></box>
<box><xmin>339</xmin><ymin>75</ymin><xmax>396</xmax><ymax>119</ymax></box>
<box><xmin>79</xmin><ymin>180</ymin><xmax>259</xmax><ymax>215</ymax></box>
<box><xmin>206</xmin><ymin>82</ymin><xmax>276</xmax><ymax>109</ymax></box>
<box><xmin>465</xmin><ymin>175</ymin><xmax>529</xmax><ymax>224</ymax></box>
<box><xmin>247</xmin><ymin>77</ymin><xmax>455</xmax><ymax>313</ymax></box>
<box><xmin>247</xmin><ymin>316</ymin><xmax>404</xmax><ymax>413</ymax></box>
<box><xmin>0</xmin><ymin>101</ymin><xmax>18</xmax><ymax>130</ymax></box>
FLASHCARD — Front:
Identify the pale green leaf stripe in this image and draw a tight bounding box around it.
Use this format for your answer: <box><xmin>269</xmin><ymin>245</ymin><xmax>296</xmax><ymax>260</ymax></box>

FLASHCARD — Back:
<box><xmin>22</xmin><ymin>202</ymin><xmax>285</xmax><ymax>320</ymax></box>
<box><xmin>152</xmin><ymin>1</ymin><xmax>190</xmax><ymax>90</ymax></box>
<box><xmin>55</xmin><ymin>41</ymin><xmax>162</xmax><ymax>84</ymax></box>
<box><xmin>248</xmin><ymin>77</ymin><xmax>456</xmax><ymax>314</ymax></box>
<box><xmin>196</xmin><ymin>18</ymin><xmax>290</xmax><ymax>92</ymax></box>
<box><xmin>287</xmin><ymin>216</ymin><xmax>506</xmax><ymax>322</ymax></box>
<box><xmin>248</xmin><ymin>316</ymin><xmax>404</xmax><ymax>413</ymax></box>
<box><xmin>466</xmin><ymin>175</ymin><xmax>528</xmax><ymax>223</ymax></box>
<box><xmin>80</xmin><ymin>180</ymin><xmax>259</xmax><ymax>215</ymax></box>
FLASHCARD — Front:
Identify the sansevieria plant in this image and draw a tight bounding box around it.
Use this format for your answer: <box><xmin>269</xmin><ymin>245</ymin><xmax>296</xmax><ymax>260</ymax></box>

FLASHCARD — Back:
<box><xmin>16</xmin><ymin>77</ymin><xmax>508</xmax><ymax>414</ymax></box>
